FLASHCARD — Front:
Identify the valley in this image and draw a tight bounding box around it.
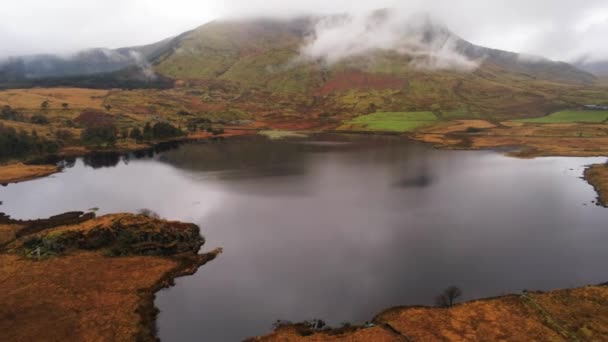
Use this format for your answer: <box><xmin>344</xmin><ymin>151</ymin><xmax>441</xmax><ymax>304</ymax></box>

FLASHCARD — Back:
<box><xmin>1</xmin><ymin>12</ymin><xmax>608</xmax><ymax>342</ymax></box>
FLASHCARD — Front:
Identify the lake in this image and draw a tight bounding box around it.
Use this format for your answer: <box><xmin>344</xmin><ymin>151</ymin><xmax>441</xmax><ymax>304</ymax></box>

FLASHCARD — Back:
<box><xmin>1</xmin><ymin>135</ymin><xmax>607</xmax><ymax>341</ymax></box>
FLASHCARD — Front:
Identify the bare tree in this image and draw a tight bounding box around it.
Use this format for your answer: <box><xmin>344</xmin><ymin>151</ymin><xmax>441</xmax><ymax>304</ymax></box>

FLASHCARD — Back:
<box><xmin>435</xmin><ymin>286</ymin><xmax>462</xmax><ymax>308</ymax></box>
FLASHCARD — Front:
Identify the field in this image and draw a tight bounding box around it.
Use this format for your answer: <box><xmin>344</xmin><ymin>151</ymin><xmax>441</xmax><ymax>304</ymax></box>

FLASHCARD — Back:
<box><xmin>516</xmin><ymin>110</ymin><xmax>608</xmax><ymax>124</ymax></box>
<box><xmin>258</xmin><ymin>130</ymin><xmax>308</xmax><ymax>140</ymax></box>
<box><xmin>340</xmin><ymin>111</ymin><xmax>439</xmax><ymax>132</ymax></box>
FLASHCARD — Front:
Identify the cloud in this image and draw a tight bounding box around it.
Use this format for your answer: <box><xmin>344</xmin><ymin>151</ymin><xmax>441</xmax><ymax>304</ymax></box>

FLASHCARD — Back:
<box><xmin>298</xmin><ymin>11</ymin><xmax>481</xmax><ymax>71</ymax></box>
<box><xmin>128</xmin><ymin>51</ymin><xmax>157</xmax><ymax>80</ymax></box>
<box><xmin>1</xmin><ymin>0</ymin><xmax>608</xmax><ymax>63</ymax></box>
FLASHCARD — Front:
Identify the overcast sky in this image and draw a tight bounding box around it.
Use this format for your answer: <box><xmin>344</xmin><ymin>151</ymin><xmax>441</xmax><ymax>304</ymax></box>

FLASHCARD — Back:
<box><xmin>2</xmin><ymin>0</ymin><xmax>608</xmax><ymax>62</ymax></box>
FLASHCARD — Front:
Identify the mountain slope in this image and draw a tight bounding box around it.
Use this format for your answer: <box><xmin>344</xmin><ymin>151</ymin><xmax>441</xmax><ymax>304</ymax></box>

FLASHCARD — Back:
<box><xmin>1</xmin><ymin>14</ymin><xmax>604</xmax><ymax>120</ymax></box>
<box><xmin>154</xmin><ymin>16</ymin><xmax>595</xmax><ymax>89</ymax></box>
<box><xmin>0</xmin><ymin>36</ymin><xmax>180</xmax><ymax>82</ymax></box>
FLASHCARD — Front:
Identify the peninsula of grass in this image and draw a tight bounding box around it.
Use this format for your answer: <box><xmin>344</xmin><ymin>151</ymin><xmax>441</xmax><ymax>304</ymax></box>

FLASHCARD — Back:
<box><xmin>340</xmin><ymin>111</ymin><xmax>438</xmax><ymax>132</ymax></box>
<box><xmin>516</xmin><ymin>110</ymin><xmax>608</xmax><ymax>124</ymax></box>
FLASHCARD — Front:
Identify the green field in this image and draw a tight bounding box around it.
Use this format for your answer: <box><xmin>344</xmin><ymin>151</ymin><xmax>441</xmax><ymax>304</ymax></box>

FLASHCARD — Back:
<box><xmin>341</xmin><ymin>111</ymin><xmax>438</xmax><ymax>132</ymax></box>
<box><xmin>516</xmin><ymin>110</ymin><xmax>608</xmax><ymax>124</ymax></box>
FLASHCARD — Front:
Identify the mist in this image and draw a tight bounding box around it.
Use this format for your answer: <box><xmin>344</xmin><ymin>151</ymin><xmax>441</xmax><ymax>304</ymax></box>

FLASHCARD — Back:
<box><xmin>299</xmin><ymin>11</ymin><xmax>481</xmax><ymax>71</ymax></box>
<box><xmin>1</xmin><ymin>0</ymin><xmax>608</xmax><ymax>63</ymax></box>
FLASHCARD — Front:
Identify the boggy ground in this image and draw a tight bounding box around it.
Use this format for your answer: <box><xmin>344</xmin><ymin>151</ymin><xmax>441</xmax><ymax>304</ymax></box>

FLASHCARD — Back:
<box><xmin>250</xmin><ymin>285</ymin><xmax>608</xmax><ymax>342</ymax></box>
<box><xmin>412</xmin><ymin>119</ymin><xmax>608</xmax><ymax>157</ymax></box>
<box><xmin>0</xmin><ymin>212</ymin><xmax>221</xmax><ymax>342</ymax></box>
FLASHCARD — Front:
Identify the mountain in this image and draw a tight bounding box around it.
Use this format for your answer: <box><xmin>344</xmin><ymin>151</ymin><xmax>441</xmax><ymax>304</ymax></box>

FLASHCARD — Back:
<box><xmin>1</xmin><ymin>14</ymin><xmax>595</xmax><ymax>86</ymax></box>
<box><xmin>0</xmin><ymin>13</ymin><xmax>602</xmax><ymax>119</ymax></box>
<box><xmin>152</xmin><ymin>16</ymin><xmax>595</xmax><ymax>87</ymax></box>
<box><xmin>575</xmin><ymin>59</ymin><xmax>608</xmax><ymax>76</ymax></box>
<box><xmin>0</xmin><ymin>35</ymin><xmax>181</xmax><ymax>84</ymax></box>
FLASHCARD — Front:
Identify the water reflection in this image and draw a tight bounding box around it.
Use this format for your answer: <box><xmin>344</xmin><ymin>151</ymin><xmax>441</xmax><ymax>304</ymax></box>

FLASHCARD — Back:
<box><xmin>1</xmin><ymin>136</ymin><xmax>607</xmax><ymax>342</ymax></box>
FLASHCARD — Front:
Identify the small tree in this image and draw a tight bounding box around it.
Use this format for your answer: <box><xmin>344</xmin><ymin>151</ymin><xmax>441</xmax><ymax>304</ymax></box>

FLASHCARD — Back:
<box><xmin>143</xmin><ymin>122</ymin><xmax>152</xmax><ymax>140</ymax></box>
<box><xmin>129</xmin><ymin>127</ymin><xmax>143</xmax><ymax>142</ymax></box>
<box><xmin>30</xmin><ymin>114</ymin><xmax>49</xmax><ymax>125</ymax></box>
<box><xmin>435</xmin><ymin>286</ymin><xmax>462</xmax><ymax>308</ymax></box>
<box><xmin>81</xmin><ymin>124</ymin><xmax>118</xmax><ymax>147</ymax></box>
<box><xmin>41</xmin><ymin>100</ymin><xmax>50</xmax><ymax>111</ymax></box>
<box><xmin>55</xmin><ymin>129</ymin><xmax>74</xmax><ymax>142</ymax></box>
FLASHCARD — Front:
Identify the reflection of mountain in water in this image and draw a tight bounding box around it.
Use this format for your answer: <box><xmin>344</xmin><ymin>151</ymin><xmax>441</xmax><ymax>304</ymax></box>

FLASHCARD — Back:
<box><xmin>157</xmin><ymin>136</ymin><xmax>374</xmax><ymax>180</ymax></box>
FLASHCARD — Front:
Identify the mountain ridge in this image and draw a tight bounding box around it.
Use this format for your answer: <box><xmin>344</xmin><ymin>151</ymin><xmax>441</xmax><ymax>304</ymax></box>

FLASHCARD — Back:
<box><xmin>0</xmin><ymin>14</ymin><xmax>597</xmax><ymax>88</ymax></box>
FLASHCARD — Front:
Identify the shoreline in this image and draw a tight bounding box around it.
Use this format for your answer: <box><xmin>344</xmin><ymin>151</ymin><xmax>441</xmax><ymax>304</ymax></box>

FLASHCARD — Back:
<box><xmin>0</xmin><ymin>212</ymin><xmax>222</xmax><ymax>341</ymax></box>
<box><xmin>137</xmin><ymin>249</ymin><xmax>222</xmax><ymax>341</ymax></box>
<box><xmin>250</xmin><ymin>283</ymin><xmax>608</xmax><ymax>341</ymax></box>
<box><xmin>0</xmin><ymin>129</ymin><xmax>254</xmax><ymax>185</ymax></box>
<box><xmin>2</xmin><ymin>130</ymin><xmax>608</xmax><ymax>341</ymax></box>
<box><xmin>0</xmin><ymin>163</ymin><xmax>60</xmax><ymax>185</ymax></box>
<box><xmin>584</xmin><ymin>163</ymin><xmax>608</xmax><ymax>207</ymax></box>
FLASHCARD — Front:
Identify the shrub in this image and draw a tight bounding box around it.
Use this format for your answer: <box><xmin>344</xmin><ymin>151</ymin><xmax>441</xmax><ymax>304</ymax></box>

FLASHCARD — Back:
<box><xmin>30</xmin><ymin>114</ymin><xmax>49</xmax><ymax>125</ymax></box>
<box><xmin>81</xmin><ymin>125</ymin><xmax>118</xmax><ymax>147</ymax></box>
<box><xmin>55</xmin><ymin>129</ymin><xmax>75</xmax><ymax>142</ymax></box>
<box><xmin>151</xmin><ymin>122</ymin><xmax>184</xmax><ymax>139</ymax></box>
<box><xmin>1</xmin><ymin>105</ymin><xmax>24</xmax><ymax>121</ymax></box>
<box><xmin>129</xmin><ymin>127</ymin><xmax>143</xmax><ymax>142</ymax></box>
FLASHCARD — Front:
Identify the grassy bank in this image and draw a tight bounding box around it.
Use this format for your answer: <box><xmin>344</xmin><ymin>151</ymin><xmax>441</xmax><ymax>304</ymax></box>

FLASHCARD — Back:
<box><xmin>0</xmin><ymin>163</ymin><xmax>59</xmax><ymax>184</ymax></box>
<box><xmin>251</xmin><ymin>284</ymin><xmax>608</xmax><ymax>341</ymax></box>
<box><xmin>516</xmin><ymin>110</ymin><xmax>608</xmax><ymax>124</ymax></box>
<box><xmin>585</xmin><ymin>164</ymin><xmax>608</xmax><ymax>207</ymax></box>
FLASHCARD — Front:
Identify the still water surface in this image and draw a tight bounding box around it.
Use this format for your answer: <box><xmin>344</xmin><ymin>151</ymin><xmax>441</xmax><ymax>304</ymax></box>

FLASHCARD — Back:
<box><xmin>1</xmin><ymin>136</ymin><xmax>607</xmax><ymax>341</ymax></box>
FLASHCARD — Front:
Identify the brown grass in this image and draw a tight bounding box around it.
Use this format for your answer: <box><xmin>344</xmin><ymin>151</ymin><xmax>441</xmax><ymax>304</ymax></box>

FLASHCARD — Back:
<box><xmin>0</xmin><ymin>163</ymin><xmax>59</xmax><ymax>184</ymax></box>
<box><xmin>0</xmin><ymin>213</ymin><xmax>221</xmax><ymax>342</ymax></box>
<box><xmin>413</xmin><ymin>120</ymin><xmax>608</xmax><ymax>157</ymax></box>
<box><xmin>0</xmin><ymin>88</ymin><xmax>108</xmax><ymax>110</ymax></box>
<box><xmin>0</xmin><ymin>252</ymin><xmax>177</xmax><ymax>342</ymax></box>
<box><xmin>585</xmin><ymin>164</ymin><xmax>608</xmax><ymax>207</ymax></box>
<box><xmin>253</xmin><ymin>286</ymin><xmax>608</xmax><ymax>342</ymax></box>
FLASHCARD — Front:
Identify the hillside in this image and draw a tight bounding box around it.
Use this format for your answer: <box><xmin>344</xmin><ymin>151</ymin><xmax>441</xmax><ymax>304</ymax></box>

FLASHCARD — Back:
<box><xmin>155</xmin><ymin>16</ymin><xmax>596</xmax><ymax>87</ymax></box>
<box><xmin>0</xmin><ymin>36</ymin><xmax>180</xmax><ymax>84</ymax></box>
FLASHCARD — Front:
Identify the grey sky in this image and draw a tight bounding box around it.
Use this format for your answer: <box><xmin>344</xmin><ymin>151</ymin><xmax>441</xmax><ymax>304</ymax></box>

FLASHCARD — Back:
<box><xmin>2</xmin><ymin>0</ymin><xmax>607</xmax><ymax>62</ymax></box>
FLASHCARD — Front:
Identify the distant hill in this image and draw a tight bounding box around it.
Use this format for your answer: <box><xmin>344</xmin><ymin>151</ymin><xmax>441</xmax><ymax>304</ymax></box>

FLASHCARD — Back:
<box><xmin>0</xmin><ymin>36</ymin><xmax>181</xmax><ymax>86</ymax></box>
<box><xmin>575</xmin><ymin>59</ymin><xmax>608</xmax><ymax>76</ymax></box>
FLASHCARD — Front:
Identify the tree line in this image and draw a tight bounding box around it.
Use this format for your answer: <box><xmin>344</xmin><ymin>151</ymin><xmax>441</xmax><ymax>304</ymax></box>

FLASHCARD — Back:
<box><xmin>0</xmin><ymin>123</ymin><xmax>58</xmax><ymax>161</ymax></box>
